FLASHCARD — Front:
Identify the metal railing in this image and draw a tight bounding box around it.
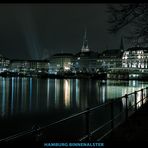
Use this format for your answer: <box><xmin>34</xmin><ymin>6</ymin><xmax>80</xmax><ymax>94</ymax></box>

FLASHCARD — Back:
<box><xmin>0</xmin><ymin>87</ymin><xmax>148</xmax><ymax>142</ymax></box>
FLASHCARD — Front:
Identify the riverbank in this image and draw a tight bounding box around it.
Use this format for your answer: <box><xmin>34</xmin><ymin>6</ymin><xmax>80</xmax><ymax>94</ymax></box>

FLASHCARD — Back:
<box><xmin>0</xmin><ymin>71</ymin><xmax>107</xmax><ymax>79</ymax></box>
<box><xmin>107</xmin><ymin>73</ymin><xmax>148</xmax><ymax>80</ymax></box>
<box><xmin>1</xmin><ymin>70</ymin><xmax>148</xmax><ymax>81</ymax></box>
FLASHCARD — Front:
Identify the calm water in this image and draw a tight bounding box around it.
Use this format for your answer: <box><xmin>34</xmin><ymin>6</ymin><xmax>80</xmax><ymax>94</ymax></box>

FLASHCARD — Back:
<box><xmin>0</xmin><ymin>77</ymin><xmax>148</xmax><ymax>139</ymax></box>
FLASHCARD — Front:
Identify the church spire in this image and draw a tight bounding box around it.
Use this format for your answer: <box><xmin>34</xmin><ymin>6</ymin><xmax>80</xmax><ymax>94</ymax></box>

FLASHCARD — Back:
<box><xmin>81</xmin><ymin>27</ymin><xmax>90</xmax><ymax>52</ymax></box>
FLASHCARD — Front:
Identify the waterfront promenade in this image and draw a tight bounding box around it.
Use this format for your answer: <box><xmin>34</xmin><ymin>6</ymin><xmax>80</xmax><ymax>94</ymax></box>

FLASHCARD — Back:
<box><xmin>105</xmin><ymin>101</ymin><xmax>148</xmax><ymax>142</ymax></box>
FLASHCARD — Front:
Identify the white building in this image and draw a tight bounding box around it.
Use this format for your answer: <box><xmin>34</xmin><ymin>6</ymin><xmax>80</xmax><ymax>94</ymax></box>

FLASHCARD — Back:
<box><xmin>122</xmin><ymin>47</ymin><xmax>148</xmax><ymax>69</ymax></box>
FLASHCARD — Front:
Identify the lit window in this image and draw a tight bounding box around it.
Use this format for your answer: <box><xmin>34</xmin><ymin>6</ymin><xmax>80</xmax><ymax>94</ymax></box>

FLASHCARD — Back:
<box><xmin>132</xmin><ymin>62</ymin><xmax>137</xmax><ymax>68</ymax></box>
<box><xmin>141</xmin><ymin>63</ymin><xmax>144</xmax><ymax>68</ymax></box>
<box><xmin>124</xmin><ymin>55</ymin><xmax>128</xmax><ymax>59</ymax></box>
<box><xmin>64</xmin><ymin>66</ymin><xmax>70</xmax><ymax>70</ymax></box>
<box><xmin>138</xmin><ymin>55</ymin><xmax>141</xmax><ymax>59</ymax></box>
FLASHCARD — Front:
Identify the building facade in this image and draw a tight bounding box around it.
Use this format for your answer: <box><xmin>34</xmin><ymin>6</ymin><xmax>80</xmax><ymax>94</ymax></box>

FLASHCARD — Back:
<box><xmin>9</xmin><ymin>60</ymin><xmax>49</xmax><ymax>73</ymax></box>
<box><xmin>0</xmin><ymin>54</ymin><xmax>10</xmax><ymax>72</ymax></box>
<box><xmin>98</xmin><ymin>49</ymin><xmax>123</xmax><ymax>70</ymax></box>
<box><xmin>49</xmin><ymin>53</ymin><xmax>74</xmax><ymax>74</ymax></box>
<box><xmin>122</xmin><ymin>47</ymin><xmax>148</xmax><ymax>69</ymax></box>
<box><xmin>74</xmin><ymin>51</ymin><xmax>99</xmax><ymax>73</ymax></box>
<box><xmin>73</xmin><ymin>28</ymin><xmax>99</xmax><ymax>73</ymax></box>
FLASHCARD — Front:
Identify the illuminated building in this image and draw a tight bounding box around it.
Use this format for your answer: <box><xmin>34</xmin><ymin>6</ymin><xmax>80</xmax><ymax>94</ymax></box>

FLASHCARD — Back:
<box><xmin>49</xmin><ymin>53</ymin><xmax>73</xmax><ymax>74</ymax></box>
<box><xmin>97</xmin><ymin>37</ymin><xmax>124</xmax><ymax>70</ymax></box>
<box><xmin>73</xmin><ymin>28</ymin><xmax>99</xmax><ymax>73</ymax></box>
<box><xmin>98</xmin><ymin>49</ymin><xmax>123</xmax><ymax>70</ymax></box>
<box><xmin>0</xmin><ymin>55</ymin><xmax>10</xmax><ymax>72</ymax></box>
<box><xmin>10</xmin><ymin>60</ymin><xmax>28</xmax><ymax>72</ymax></box>
<box><xmin>29</xmin><ymin>60</ymin><xmax>49</xmax><ymax>72</ymax></box>
<box><xmin>74</xmin><ymin>51</ymin><xmax>99</xmax><ymax>73</ymax></box>
<box><xmin>9</xmin><ymin>60</ymin><xmax>49</xmax><ymax>73</ymax></box>
<box><xmin>122</xmin><ymin>47</ymin><xmax>148</xmax><ymax>69</ymax></box>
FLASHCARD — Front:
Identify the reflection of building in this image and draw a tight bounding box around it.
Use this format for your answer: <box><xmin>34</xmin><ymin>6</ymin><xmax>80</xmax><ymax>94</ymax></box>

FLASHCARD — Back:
<box><xmin>122</xmin><ymin>47</ymin><xmax>148</xmax><ymax>69</ymax></box>
<box><xmin>63</xmin><ymin>79</ymin><xmax>70</xmax><ymax>108</ymax></box>
<box><xmin>73</xmin><ymin>28</ymin><xmax>99</xmax><ymax>73</ymax></box>
<box><xmin>49</xmin><ymin>53</ymin><xmax>73</xmax><ymax>74</ymax></box>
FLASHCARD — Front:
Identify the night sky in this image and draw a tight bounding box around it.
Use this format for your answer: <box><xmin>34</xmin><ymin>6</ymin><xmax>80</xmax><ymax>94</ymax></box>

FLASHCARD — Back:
<box><xmin>0</xmin><ymin>4</ymin><xmax>125</xmax><ymax>60</ymax></box>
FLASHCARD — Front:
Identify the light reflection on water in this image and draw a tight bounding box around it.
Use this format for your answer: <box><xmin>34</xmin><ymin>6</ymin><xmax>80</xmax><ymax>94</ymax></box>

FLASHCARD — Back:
<box><xmin>0</xmin><ymin>79</ymin><xmax>147</xmax><ymax>114</ymax></box>
<box><xmin>64</xmin><ymin>79</ymin><xmax>70</xmax><ymax>108</ymax></box>
<box><xmin>0</xmin><ymin>77</ymin><xmax>148</xmax><ymax>138</ymax></box>
<box><xmin>0</xmin><ymin>78</ymin><xmax>148</xmax><ymax>118</ymax></box>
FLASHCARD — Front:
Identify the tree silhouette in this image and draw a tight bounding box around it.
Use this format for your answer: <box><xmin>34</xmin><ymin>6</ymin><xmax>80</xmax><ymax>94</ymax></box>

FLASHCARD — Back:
<box><xmin>107</xmin><ymin>3</ymin><xmax>148</xmax><ymax>46</ymax></box>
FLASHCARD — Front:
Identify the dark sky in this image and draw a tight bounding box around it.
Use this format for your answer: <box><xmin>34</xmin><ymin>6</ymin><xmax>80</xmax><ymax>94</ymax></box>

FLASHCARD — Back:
<box><xmin>0</xmin><ymin>4</ymin><xmax>125</xmax><ymax>60</ymax></box>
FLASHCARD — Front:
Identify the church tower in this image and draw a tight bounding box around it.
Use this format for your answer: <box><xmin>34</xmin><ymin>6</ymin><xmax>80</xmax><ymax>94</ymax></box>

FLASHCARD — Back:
<box><xmin>81</xmin><ymin>28</ymin><xmax>90</xmax><ymax>52</ymax></box>
<box><xmin>120</xmin><ymin>36</ymin><xmax>124</xmax><ymax>51</ymax></box>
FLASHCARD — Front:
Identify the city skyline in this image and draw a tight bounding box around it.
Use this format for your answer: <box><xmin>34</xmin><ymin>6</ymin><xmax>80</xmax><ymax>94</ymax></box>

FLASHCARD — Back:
<box><xmin>0</xmin><ymin>3</ymin><xmax>127</xmax><ymax>60</ymax></box>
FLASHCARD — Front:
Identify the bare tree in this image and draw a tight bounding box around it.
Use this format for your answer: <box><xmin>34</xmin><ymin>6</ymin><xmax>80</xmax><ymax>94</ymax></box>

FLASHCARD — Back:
<box><xmin>107</xmin><ymin>3</ymin><xmax>148</xmax><ymax>46</ymax></box>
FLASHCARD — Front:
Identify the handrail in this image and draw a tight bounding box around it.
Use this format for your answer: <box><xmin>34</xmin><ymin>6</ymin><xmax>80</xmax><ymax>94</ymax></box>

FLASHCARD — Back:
<box><xmin>40</xmin><ymin>101</ymin><xmax>110</xmax><ymax>131</ymax></box>
<box><xmin>0</xmin><ymin>87</ymin><xmax>148</xmax><ymax>142</ymax></box>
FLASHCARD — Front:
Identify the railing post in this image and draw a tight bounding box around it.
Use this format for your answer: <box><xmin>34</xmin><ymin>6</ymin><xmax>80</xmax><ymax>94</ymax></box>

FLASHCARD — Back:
<box><xmin>125</xmin><ymin>94</ymin><xmax>128</xmax><ymax>121</ymax></box>
<box><xmin>111</xmin><ymin>100</ymin><xmax>114</xmax><ymax>129</ymax></box>
<box><xmin>141</xmin><ymin>89</ymin><xmax>143</xmax><ymax>106</ymax></box>
<box><xmin>86</xmin><ymin>107</ymin><xmax>90</xmax><ymax>140</ymax></box>
<box><xmin>32</xmin><ymin>124</ymin><xmax>42</xmax><ymax>141</ymax></box>
<box><xmin>135</xmin><ymin>91</ymin><xmax>137</xmax><ymax>111</ymax></box>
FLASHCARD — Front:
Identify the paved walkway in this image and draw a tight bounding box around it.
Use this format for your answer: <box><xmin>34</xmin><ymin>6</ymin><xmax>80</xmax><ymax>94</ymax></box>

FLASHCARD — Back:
<box><xmin>104</xmin><ymin>102</ymin><xmax>148</xmax><ymax>142</ymax></box>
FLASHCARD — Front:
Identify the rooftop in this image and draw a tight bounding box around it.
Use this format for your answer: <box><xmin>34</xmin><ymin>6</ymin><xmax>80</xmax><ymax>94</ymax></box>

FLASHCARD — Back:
<box><xmin>126</xmin><ymin>47</ymin><xmax>148</xmax><ymax>52</ymax></box>
<box><xmin>75</xmin><ymin>51</ymin><xmax>98</xmax><ymax>58</ymax></box>
<box><xmin>52</xmin><ymin>53</ymin><xmax>74</xmax><ymax>57</ymax></box>
<box><xmin>99</xmin><ymin>49</ymin><xmax>123</xmax><ymax>58</ymax></box>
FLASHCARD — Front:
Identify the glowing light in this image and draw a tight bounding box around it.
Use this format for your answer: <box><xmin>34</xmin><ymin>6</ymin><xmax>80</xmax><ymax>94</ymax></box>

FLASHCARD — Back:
<box><xmin>11</xmin><ymin>77</ymin><xmax>14</xmax><ymax>114</ymax></box>
<box><xmin>47</xmin><ymin>79</ymin><xmax>50</xmax><ymax>109</ymax></box>
<box><xmin>141</xmin><ymin>63</ymin><xmax>144</xmax><ymax>68</ymax></box>
<box><xmin>64</xmin><ymin>80</ymin><xmax>70</xmax><ymax>108</ymax></box>
<box><xmin>64</xmin><ymin>66</ymin><xmax>70</xmax><ymax>70</ymax></box>
<box><xmin>76</xmin><ymin>79</ymin><xmax>80</xmax><ymax>107</ymax></box>
<box><xmin>102</xmin><ymin>85</ymin><xmax>106</xmax><ymax>103</ymax></box>
<box><xmin>137</xmin><ymin>91</ymin><xmax>142</xmax><ymax>108</ymax></box>
<box><xmin>2</xmin><ymin>78</ymin><xmax>6</xmax><ymax>117</ymax></box>
<box><xmin>132</xmin><ymin>63</ymin><xmax>137</xmax><ymax>68</ymax></box>
<box><xmin>29</xmin><ymin>78</ymin><xmax>32</xmax><ymax>112</ymax></box>
<box><xmin>138</xmin><ymin>55</ymin><xmax>141</xmax><ymax>59</ymax></box>
<box><xmin>55</xmin><ymin>79</ymin><xmax>60</xmax><ymax>108</ymax></box>
<box><xmin>21</xmin><ymin>78</ymin><xmax>24</xmax><ymax>112</ymax></box>
<box><xmin>36</xmin><ymin>79</ymin><xmax>39</xmax><ymax>109</ymax></box>
<box><xmin>132</xmin><ymin>74</ymin><xmax>138</xmax><ymax>77</ymax></box>
<box><xmin>124</xmin><ymin>55</ymin><xmax>128</xmax><ymax>59</ymax></box>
